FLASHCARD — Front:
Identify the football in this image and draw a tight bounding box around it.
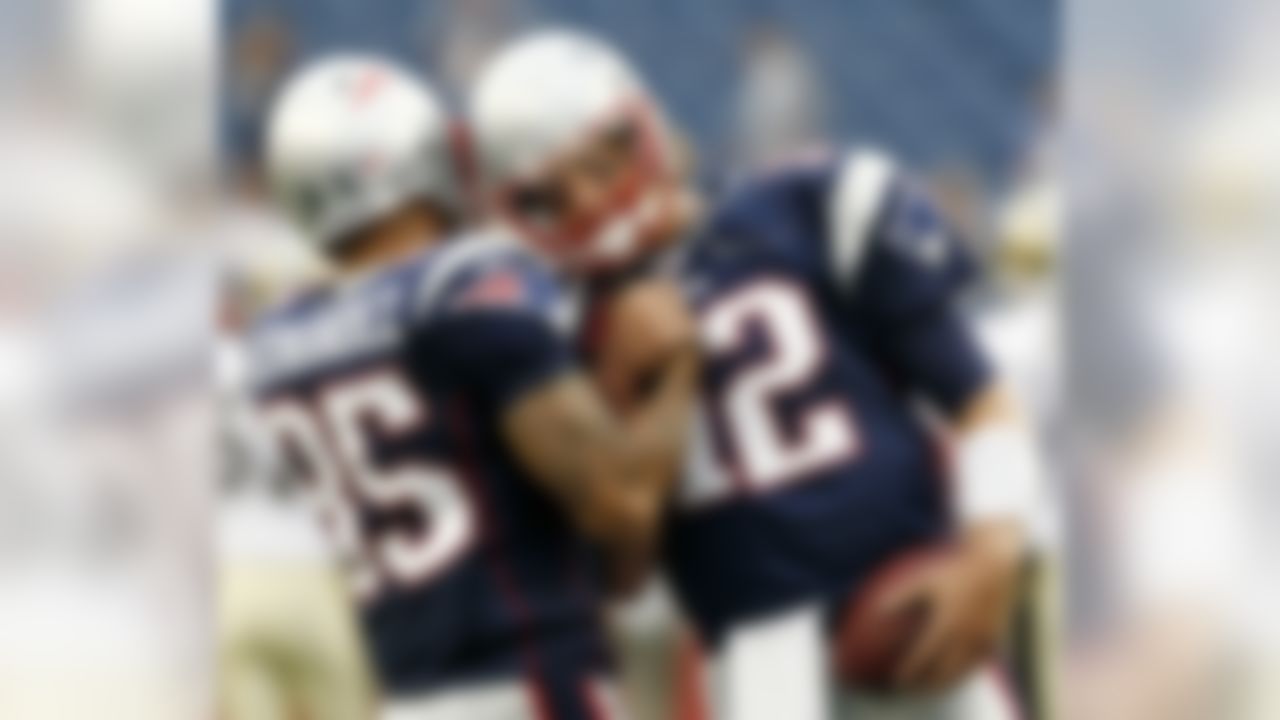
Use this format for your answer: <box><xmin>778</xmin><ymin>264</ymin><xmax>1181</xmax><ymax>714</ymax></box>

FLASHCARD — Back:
<box><xmin>833</xmin><ymin>548</ymin><xmax>947</xmax><ymax>692</ymax></box>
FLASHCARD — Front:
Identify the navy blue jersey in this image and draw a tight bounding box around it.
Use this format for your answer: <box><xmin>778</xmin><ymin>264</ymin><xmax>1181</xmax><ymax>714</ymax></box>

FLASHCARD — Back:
<box><xmin>665</xmin><ymin>150</ymin><xmax>994</xmax><ymax>647</ymax></box>
<box><xmin>247</xmin><ymin>232</ymin><xmax>612</xmax><ymax>702</ymax></box>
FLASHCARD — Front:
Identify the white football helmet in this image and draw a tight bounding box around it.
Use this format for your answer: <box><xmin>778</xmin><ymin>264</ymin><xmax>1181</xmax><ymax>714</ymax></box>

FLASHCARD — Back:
<box><xmin>470</xmin><ymin>30</ymin><xmax>682</xmax><ymax>270</ymax></box>
<box><xmin>266</xmin><ymin>54</ymin><xmax>461</xmax><ymax>251</ymax></box>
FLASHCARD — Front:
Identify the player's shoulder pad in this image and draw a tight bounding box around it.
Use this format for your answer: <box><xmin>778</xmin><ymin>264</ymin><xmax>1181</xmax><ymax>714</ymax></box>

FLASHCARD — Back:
<box><xmin>827</xmin><ymin>147</ymin><xmax>898</xmax><ymax>292</ymax></box>
<box><xmin>412</xmin><ymin>227</ymin><xmax>574</xmax><ymax>330</ymax></box>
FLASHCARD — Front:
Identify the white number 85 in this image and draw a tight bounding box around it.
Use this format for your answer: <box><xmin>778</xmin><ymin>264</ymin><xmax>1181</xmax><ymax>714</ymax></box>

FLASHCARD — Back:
<box><xmin>259</xmin><ymin>371</ymin><xmax>475</xmax><ymax>603</ymax></box>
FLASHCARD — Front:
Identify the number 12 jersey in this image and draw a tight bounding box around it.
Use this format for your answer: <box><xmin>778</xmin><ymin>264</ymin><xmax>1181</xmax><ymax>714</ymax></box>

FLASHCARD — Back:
<box><xmin>665</xmin><ymin>150</ymin><xmax>995</xmax><ymax>648</ymax></box>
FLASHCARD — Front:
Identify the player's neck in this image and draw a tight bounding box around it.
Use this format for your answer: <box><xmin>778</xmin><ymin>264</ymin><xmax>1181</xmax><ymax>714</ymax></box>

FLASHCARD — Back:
<box><xmin>336</xmin><ymin>205</ymin><xmax>451</xmax><ymax>275</ymax></box>
<box><xmin>662</xmin><ymin>188</ymin><xmax>703</xmax><ymax>248</ymax></box>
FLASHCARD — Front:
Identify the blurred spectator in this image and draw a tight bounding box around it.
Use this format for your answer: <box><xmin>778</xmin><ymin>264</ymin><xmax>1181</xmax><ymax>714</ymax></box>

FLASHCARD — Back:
<box><xmin>421</xmin><ymin>0</ymin><xmax>524</xmax><ymax>100</ymax></box>
<box><xmin>218</xmin><ymin>215</ymin><xmax>374</xmax><ymax>720</ymax></box>
<box><xmin>226</xmin><ymin>8</ymin><xmax>294</xmax><ymax>195</ymax></box>
<box><xmin>731</xmin><ymin>24</ymin><xmax>826</xmax><ymax>174</ymax></box>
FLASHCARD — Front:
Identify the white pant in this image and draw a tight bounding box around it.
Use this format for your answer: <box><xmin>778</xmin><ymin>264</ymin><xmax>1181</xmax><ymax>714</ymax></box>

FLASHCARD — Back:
<box><xmin>382</xmin><ymin>677</ymin><xmax>624</xmax><ymax>720</ymax></box>
<box><xmin>219</xmin><ymin>561</ymin><xmax>374</xmax><ymax>720</ymax></box>
<box><xmin>710</xmin><ymin>606</ymin><xmax>1020</xmax><ymax>720</ymax></box>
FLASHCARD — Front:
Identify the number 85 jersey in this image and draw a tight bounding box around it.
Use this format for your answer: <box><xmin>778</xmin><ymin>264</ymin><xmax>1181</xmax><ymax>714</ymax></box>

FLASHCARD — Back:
<box><xmin>664</xmin><ymin>150</ymin><xmax>995</xmax><ymax>648</ymax></box>
<box><xmin>247</xmin><ymin>232</ymin><xmax>611</xmax><ymax>698</ymax></box>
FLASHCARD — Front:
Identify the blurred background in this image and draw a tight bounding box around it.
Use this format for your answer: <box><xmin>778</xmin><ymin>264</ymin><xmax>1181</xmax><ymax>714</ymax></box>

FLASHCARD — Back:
<box><xmin>222</xmin><ymin>0</ymin><xmax>1057</xmax><ymax>234</ymax></box>
<box><xmin>1</xmin><ymin>0</ymin><xmax>1278</xmax><ymax>717</ymax></box>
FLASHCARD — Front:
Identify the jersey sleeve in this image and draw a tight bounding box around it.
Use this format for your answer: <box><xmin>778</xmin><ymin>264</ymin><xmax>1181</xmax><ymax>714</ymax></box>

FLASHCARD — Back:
<box><xmin>828</xmin><ymin>150</ymin><xmax>977</xmax><ymax>317</ymax></box>
<box><xmin>409</xmin><ymin>246</ymin><xmax>579</xmax><ymax>410</ymax></box>
<box><xmin>827</xmin><ymin>150</ymin><xmax>994</xmax><ymax>414</ymax></box>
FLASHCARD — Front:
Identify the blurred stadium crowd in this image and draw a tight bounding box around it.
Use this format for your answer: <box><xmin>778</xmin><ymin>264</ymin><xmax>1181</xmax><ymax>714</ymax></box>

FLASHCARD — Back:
<box><xmin>223</xmin><ymin>0</ymin><xmax>1056</xmax><ymax>211</ymax></box>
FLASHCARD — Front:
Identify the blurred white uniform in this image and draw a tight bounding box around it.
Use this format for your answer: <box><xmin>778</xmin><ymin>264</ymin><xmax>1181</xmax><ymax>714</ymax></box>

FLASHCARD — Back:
<box><xmin>0</xmin><ymin>119</ymin><xmax>215</xmax><ymax>719</ymax></box>
<box><xmin>217</xmin><ymin>208</ymin><xmax>374</xmax><ymax>720</ymax></box>
<box><xmin>217</xmin><ymin>209</ymin><xmax>335</xmax><ymax>567</ymax></box>
<box><xmin>217</xmin><ymin>333</ymin><xmax>333</xmax><ymax>565</ymax></box>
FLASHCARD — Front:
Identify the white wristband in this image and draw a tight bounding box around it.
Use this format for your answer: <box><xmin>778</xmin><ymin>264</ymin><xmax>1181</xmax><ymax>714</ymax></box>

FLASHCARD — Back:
<box><xmin>954</xmin><ymin>422</ymin><xmax>1043</xmax><ymax>526</ymax></box>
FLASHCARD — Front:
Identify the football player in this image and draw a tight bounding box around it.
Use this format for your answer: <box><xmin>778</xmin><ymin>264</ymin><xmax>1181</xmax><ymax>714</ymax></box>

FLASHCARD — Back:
<box><xmin>251</xmin><ymin>54</ymin><xmax>698</xmax><ymax>719</ymax></box>
<box><xmin>219</xmin><ymin>216</ymin><xmax>376</xmax><ymax>720</ymax></box>
<box><xmin>469</xmin><ymin>30</ymin><xmax>1046</xmax><ymax>719</ymax></box>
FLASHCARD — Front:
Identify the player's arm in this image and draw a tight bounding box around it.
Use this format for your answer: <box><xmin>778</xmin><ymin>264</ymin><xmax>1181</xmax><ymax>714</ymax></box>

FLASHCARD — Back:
<box><xmin>501</xmin><ymin>280</ymin><xmax>697</xmax><ymax>592</ymax></box>
<box><xmin>833</xmin><ymin>151</ymin><xmax>1042</xmax><ymax>691</ymax></box>
<box><xmin>882</xmin><ymin>374</ymin><xmax>1040</xmax><ymax>693</ymax></box>
<box><xmin>418</xmin><ymin>261</ymin><xmax>696</xmax><ymax>593</ymax></box>
<box><xmin>878</xmin><ymin>303</ymin><xmax>1041</xmax><ymax>561</ymax></box>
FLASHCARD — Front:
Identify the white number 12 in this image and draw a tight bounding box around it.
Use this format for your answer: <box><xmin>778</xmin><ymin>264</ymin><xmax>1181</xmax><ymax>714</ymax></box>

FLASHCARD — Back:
<box><xmin>683</xmin><ymin>280</ymin><xmax>859</xmax><ymax>506</ymax></box>
<box><xmin>260</xmin><ymin>371</ymin><xmax>475</xmax><ymax>602</ymax></box>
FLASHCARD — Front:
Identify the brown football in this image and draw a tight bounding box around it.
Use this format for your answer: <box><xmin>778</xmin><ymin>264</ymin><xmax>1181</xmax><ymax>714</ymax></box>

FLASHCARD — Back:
<box><xmin>833</xmin><ymin>548</ymin><xmax>947</xmax><ymax>692</ymax></box>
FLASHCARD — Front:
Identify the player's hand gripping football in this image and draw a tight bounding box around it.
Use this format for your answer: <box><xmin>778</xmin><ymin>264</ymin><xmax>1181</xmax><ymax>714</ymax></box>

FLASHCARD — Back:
<box><xmin>877</xmin><ymin>519</ymin><xmax>1025</xmax><ymax>694</ymax></box>
<box><xmin>593</xmin><ymin>277</ymin><xmax>699</xmax><ymax>412</ymax></box>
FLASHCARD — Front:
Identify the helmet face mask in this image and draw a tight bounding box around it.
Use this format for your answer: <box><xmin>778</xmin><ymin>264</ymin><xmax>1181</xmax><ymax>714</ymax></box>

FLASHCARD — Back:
<box><xmin>471</xmin><ymin>30</ymin><xmax>693</xmax><ymax>274</ymax></box>
<box><xmin>490</xmin><ymin>99</ymin><xmax>678</xmax><ymax>271</ymax></box>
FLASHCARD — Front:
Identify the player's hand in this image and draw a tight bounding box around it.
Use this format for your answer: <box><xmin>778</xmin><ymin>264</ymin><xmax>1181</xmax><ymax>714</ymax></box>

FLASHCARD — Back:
<box><xmin>879</xmin><ymin>520</ymin><xmax>1025</xmax><ymax>694</ymax></box>
<box><xmin>594</xmin><ymin>277</ymin><xmax>698</xmax><ymax>411</ymax></box>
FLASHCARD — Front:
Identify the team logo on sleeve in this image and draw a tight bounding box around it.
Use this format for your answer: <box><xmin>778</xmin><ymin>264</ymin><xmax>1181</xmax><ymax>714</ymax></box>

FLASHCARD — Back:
<box><xmin>454</xmin><ymin>268</ymin><xmax>529</xmax><ymax>310</ymax></box>
<box><xmin>888</xmin><ymin>183</ymin><xmax>950</xmax><ymax>268</ymax></box>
